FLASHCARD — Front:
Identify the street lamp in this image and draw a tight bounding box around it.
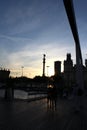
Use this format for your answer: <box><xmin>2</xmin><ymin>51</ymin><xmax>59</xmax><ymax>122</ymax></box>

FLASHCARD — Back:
<box><xmin>21</xmin><ymin>66</ymin><xmax>24</xmax><ymax>77</ymax></box>
<box><xmin>46</xmin><ymin>66</ymin><xmax>50</xmax><ymax>77</ymax></box>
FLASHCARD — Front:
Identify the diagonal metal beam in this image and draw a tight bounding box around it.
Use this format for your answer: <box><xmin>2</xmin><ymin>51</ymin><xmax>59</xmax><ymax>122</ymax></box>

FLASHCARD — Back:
<box><xmin>63</xmin><ymin>0</ymin><xmax>83</xmax><ymax>65</ymax></box>
<box><xmin>63</xmin><ymin>0</ymin><xmax>84</xmax><ymax>89</ymax></box>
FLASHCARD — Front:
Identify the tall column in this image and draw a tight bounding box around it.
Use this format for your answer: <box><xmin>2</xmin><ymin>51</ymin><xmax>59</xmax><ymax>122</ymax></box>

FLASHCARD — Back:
<box><xmin>42</xmin><ymin>54</ymin><xmax>46</xmax><ymax>77</ymax></box>
<box><xmin>63</xmin><ymin>0</ymin><xmax>84</xmax><ymax>90</ymax></box>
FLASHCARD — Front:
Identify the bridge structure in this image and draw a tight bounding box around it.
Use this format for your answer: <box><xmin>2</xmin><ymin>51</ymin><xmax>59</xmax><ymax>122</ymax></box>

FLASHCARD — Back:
<box><xmin>63</xmin><ymin>0</ymin><xmax>84</xmax><ymax>91</ymax></box>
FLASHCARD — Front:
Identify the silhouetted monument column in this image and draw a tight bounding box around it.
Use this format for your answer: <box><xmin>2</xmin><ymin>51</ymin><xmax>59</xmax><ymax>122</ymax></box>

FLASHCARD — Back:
<box><xmin>42</xmin><ymin>54</ymin><xmax>46</xmax><ymax>77</ymax></box>
<box><xmin>63</xmin><ymin>0</ymin><xmax>84</xmax><ymax>90</ymax></box>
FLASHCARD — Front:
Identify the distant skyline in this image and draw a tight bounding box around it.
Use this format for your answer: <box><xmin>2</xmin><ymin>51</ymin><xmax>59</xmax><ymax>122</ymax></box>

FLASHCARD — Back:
<box><xmin>0</xmin><ymin>0</ymin><xmax>87</xmax><ymax>78</ymax></box>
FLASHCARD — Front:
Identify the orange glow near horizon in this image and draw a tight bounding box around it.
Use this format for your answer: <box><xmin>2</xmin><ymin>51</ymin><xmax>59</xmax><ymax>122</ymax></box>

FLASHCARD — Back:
<box><xmin>48</xmin><ymin>67</ymin><xmax>54</xmax><ymax>76</ymax></box>
<box><xmin>9</xmin><ymin>57</ymin><xmax>64</xmax><ymax>78</ymax></box>
<box><xmin>10</xmin><ymin>66</ymin><xmax>54</xmax><ymax>78</ymax></box>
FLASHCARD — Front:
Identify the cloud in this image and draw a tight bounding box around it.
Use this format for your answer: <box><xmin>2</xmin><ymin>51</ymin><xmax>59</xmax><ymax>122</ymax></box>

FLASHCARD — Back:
<box><xmin>0</xmin><ymin>0</ymin><xmax>86</xmax><ymax>77</ymax></box>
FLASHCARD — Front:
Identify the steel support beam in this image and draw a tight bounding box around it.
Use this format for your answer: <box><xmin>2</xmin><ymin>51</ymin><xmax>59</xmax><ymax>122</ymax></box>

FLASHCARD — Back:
<box><xmin>63</xmin><ymin>0</ymin><xmax>84</xmax><ymax>90</ymax></box>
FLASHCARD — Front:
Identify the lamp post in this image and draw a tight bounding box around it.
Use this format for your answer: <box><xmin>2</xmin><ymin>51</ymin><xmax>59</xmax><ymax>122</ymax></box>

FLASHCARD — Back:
<box><xmin>46</xmin><ymin>66</ymin><xmax>50</xmax><ymax>77</ymax></box>
<box><xmin>21</xmin><ymin>66</ymin><xmax>24</xmax><ymax>77</ymax></box>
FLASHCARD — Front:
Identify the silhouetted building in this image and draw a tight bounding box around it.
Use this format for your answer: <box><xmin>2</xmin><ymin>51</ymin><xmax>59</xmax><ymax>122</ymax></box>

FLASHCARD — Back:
<box><xmin>63</xmin><ymin>54</ymin><xmax>87</xmax><ymax>88</ymax></box>
<box><xmin>63</xmin><ymin>53</ymin><xmax>75</xmax><ymax>87</ymax></box>
<box><xmin>84</xmin><ymin>59</ymin><xmax>87</xmax><ymax>88</ymax></box>
<box><xmin>54</xmin><ymin>61</ymin><xmax>61</xmax><ymax>76</ymax></box>
<box><xmin>64</xmin><ymin>53</ymin><xmax>73</xmax><ymax>72</ymax></box>
<box><xmin>54</xmin><ymin>53</ymin><xmax>87</xmax><ymax>89</ymax></box>
<box><xmin>0</xmin><ymin>68</ymin><xmax>10</xmax><ymax>81</ymax></box>
<box><xmin>85</xmin><ymin>59</ymin><xmax>87</xmax><ymax>67</ymax></box>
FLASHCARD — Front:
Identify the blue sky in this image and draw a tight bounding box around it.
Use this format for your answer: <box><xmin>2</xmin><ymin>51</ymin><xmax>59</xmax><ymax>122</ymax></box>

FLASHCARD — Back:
<box><xmin>0</xmin><ymin>0</ymin><xmax>87</xmax><ymax>78</ymax></box>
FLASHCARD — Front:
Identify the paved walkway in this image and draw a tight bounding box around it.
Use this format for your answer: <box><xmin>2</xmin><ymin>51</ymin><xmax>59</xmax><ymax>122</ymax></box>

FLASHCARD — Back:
<box><xmin>0</xmin><ymin>96</ymin><xmax>87</xmax><ymax>130</ymax></box>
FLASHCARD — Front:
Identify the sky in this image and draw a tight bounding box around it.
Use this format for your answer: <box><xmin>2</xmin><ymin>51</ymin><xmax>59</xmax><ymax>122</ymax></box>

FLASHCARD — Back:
<box><xmin>0</xmin><ymin>0</ymin><xmax>87</xmax><ymax>78</ymax></box>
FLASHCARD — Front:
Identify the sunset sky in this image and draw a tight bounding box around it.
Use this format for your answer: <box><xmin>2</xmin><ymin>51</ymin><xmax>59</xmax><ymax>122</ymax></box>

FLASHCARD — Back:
<box><xmin>0</xmin><ymin>0</ymin><xmax>87</xmax><ymax>78</ymax></box>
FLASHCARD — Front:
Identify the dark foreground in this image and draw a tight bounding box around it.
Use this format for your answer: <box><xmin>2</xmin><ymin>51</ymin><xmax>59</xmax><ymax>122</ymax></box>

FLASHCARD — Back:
<box><xmin>0</xmin><ymin>96</ymin><xmax>87</xmax><ymax>130</ymax></box>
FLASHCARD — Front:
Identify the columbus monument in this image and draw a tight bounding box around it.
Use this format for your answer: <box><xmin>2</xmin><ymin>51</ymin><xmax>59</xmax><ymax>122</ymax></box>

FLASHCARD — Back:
<box><xmin>63</xmin><ymin>0</ymin><xmax>84</xmax><ymax>90</ymax></box>
<box><xmin>42</xmin><ymin>54</ymin><xmax>46</xmax><ymax>77</ymax></box>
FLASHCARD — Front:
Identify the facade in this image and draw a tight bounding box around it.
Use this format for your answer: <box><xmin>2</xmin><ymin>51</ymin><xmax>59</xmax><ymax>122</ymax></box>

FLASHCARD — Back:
<box><xmin>63</xmin><ymin>53</ymin><xmax>75</xmax><ymax>87</ymax></box>
<box><xmin>83</xmin><ymin>60</ymin><xmax>87</xmax><ymax>88</ymax></box>
<box><xmin>0</xmin><ymin>69</ymin><xmax>10</xmax><ymax>81</ymax></box>
<box><xmin>54</xmin><ymin>61</ymin><xmax>61</xmax><ymax>76</ymax></box>
<box><xmin>54</xmin><ymin>53</ymin><xmax>87</xmax><ymax>89</ymax></box>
